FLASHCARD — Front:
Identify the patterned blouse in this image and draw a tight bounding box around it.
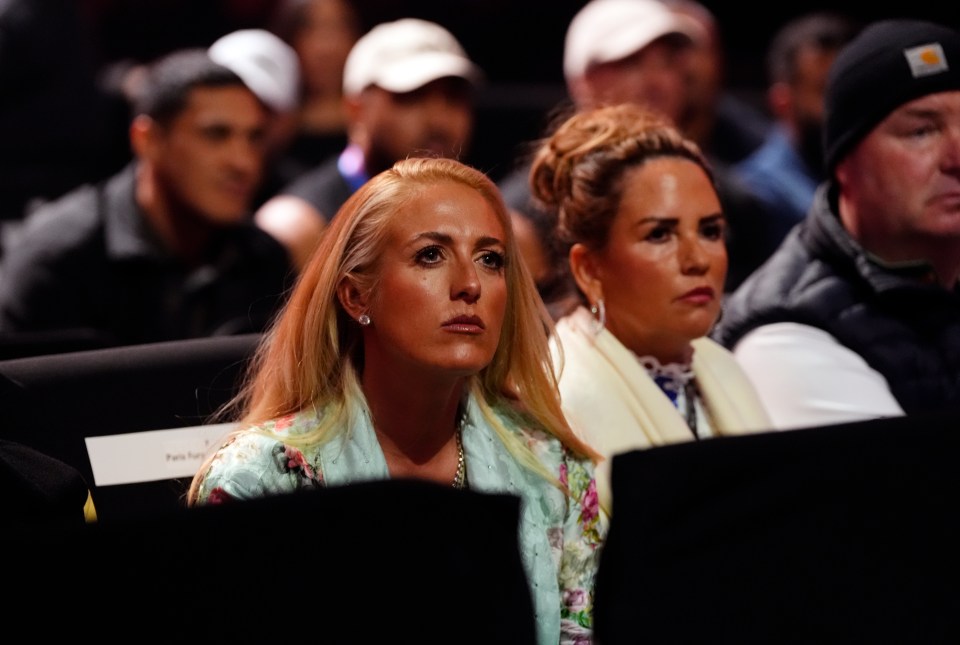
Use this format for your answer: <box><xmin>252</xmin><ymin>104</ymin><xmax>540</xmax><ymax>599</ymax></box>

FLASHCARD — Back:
<box><xmin>194</xmin><ymin>393</ymin><xmax>606</xmax><ymax>645</ymax></box>
<box><xmin>635</xmin><ymin>353</ymin><xmax>716</xmax><ymax>439</ymax></box>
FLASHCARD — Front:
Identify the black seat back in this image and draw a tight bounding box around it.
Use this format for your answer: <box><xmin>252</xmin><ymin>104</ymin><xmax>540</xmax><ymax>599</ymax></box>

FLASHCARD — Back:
<box><xmin>594</xmin><ymin>410</ymin><xmax>960</xmax><ymax>643</ymax></box>
<box><xmin>6</xmin><ymin>480</ymin><xmax>538</xmax><ymax>644</ymax></box>
<box><xmin>0</xmin><ymin>334</ymin><xmax>259</xmax><ymax>522</ymax></box>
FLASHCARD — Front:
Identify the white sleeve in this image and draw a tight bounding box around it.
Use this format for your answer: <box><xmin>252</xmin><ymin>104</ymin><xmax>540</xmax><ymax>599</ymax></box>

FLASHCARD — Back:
<box><xmin>732</xmin><ymin>322</ymin><xmax>905</xmax><ymax>430</ymax></box>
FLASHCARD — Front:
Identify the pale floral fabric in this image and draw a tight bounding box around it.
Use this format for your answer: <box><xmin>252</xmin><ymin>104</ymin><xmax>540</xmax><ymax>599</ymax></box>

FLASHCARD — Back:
<box><xmin>195</xmin><ymin>393</ymin><xmax>605</xmax><ymax>644</ymax></box>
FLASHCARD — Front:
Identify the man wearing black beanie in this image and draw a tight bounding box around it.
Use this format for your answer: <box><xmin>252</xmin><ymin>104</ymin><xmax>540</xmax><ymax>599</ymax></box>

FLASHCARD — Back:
<box><xmin>712</xmin><ymin>18</ymin><xmax>960</xmax><ymax>429</ymax></box>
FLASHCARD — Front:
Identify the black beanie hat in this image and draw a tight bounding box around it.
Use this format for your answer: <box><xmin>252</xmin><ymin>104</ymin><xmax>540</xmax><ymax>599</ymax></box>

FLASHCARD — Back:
<box><xmin>823</xmin><ymin>19</ymin><xmax>960</xmax><ymax>173</ymax></box>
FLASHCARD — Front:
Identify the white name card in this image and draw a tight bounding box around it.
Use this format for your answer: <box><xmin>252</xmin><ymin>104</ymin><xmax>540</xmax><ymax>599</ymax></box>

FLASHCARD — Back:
<box><xmin>84</xmin><ymin>423</ymin><xmax>237</xmax><ymax>487</ymax></box>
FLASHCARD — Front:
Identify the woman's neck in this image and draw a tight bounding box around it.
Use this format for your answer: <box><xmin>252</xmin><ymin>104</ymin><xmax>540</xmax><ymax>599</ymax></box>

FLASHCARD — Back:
<box><xmin>361</xmin><ymin>367</ymin><xmax>466</xmax><ymax>483</ymax></box>
<box><xmin>628</xmin><ymin>340</ymin><xmax>694</xmax><ymax>367</ymax></box>
<box><xmin>604</xmin><ymin>311</ymin><xmax>696</xmax><ymax>365</ymax></box>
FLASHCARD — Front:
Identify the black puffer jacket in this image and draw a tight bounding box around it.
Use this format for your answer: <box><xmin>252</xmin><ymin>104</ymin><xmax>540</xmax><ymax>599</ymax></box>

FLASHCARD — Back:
<box><xmin>713</xmin><ymin>182</ymin><xmax>960</xmax><ymax>414</ymax></box>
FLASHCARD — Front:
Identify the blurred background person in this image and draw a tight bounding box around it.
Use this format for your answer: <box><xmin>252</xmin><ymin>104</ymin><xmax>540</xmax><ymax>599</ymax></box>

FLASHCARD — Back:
<box><xmin>664</xmin><ymin>0</ymin><xmax>772</xmax><ymax>166</ymax></box>
<box><xmin>254</xmin><ymin>17</ymin><xmax>482</xmax><ymax>271</ymax></box>
<box><xmin>208</xmin><ymin>27</ymin><xmax>303</xmax><ymax>209</ymax></box>
<box><xmin>190</xmin><ymin>157</ymin><xmax>605</xmax><ymax>643</ymax></box>
<box><xmin>81</xmin><ymin>0</ymin><xmax>285</xmax><ymax>187</ymax></box>
<box><xmin>268</xmin><ymin>0</ymin><xmax>362</xmax><ymax>186</ymax></box>
<box><xmin>530</xmin><ymin>103</ymin><xmax>771</xmax><ymax>510</ymax></box>
<box><xmin>714</xmin><ymin>20</ymin><xmax>960</xmax><ymax>428</ymax></box>
<box><xmin>89</xmin><ymin>23</ymin><xmax>306</xmax><ymax>214</ymax></box>
<box><xmin>0</xmin><ymin>48</ymin><xmax>294</xmax><ymax>346</ymax></box>
<box><xmin>561</xmin><ymin>0</ymin><xmax>694</xmax><ymax>122</ymax></box>
<box><xmin>733</xmin><ymin>11</ymin><xmax>860</xmax><ymax>247</ymax></box>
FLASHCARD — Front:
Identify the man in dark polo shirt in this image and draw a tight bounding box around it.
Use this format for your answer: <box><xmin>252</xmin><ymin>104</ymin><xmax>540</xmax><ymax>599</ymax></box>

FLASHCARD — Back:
<box><xmin>0</xmin><ymin>49</ymin><xmax>295</xmax><ymax>346</ymax></box>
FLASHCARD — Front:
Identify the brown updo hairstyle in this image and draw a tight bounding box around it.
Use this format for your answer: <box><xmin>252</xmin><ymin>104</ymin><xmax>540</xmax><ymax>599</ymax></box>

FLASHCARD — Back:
<box><xmin>529</xmin><ymin>103</ymin><xmax>715</xmax><ymax>311</ymax></box>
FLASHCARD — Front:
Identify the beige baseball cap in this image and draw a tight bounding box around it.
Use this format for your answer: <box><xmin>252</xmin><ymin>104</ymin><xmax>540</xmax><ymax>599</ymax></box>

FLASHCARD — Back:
<box><xmin>342</xmin><ymin>18</ymin><xmax>482</xmax><ymax>96</ymax></box>
<box><xmin>564</xmin><ymin>0</ymin><xmax>702</xmax><ymax>82</ymax></box>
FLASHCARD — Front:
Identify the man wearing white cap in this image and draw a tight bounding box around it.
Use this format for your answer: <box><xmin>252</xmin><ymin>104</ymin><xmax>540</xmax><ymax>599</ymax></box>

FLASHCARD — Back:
<box><xmin>562</xmin><ymin>0</ymin><xmax>699</xmax><ymax>121</ymax></box>
<box><xmin>208</xmin><ymin>28</ymin><xmax>302</xmax><ymax>208</ymax></box>
<box><xmin>209</xmin><ymin>28</ymin><xmax>301</xmax><ymax>116</ymax></box>
<box><xmin>254</xmin><ymin>18</ymin><xmax>482</xmax><ymax>270</ymax></box>
<box><xmin>499</xmin><ymin>0</ymin><xmax>777</xmax><ymax>301</ymax></box>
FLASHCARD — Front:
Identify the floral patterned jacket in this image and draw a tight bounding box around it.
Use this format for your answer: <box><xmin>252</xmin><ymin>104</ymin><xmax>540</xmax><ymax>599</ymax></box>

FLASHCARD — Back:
<box><xmin>194</xmin><ymin>393</ymin><xmax>606</xmax><ymax>644</ymax></box>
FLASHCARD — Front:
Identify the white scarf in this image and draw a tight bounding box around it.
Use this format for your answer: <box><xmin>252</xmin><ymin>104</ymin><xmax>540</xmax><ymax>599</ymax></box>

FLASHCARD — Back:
<box><xmin>551</xmin><ymin>306</ymin><xmax>772</xmax><ymax>513</ymax></box>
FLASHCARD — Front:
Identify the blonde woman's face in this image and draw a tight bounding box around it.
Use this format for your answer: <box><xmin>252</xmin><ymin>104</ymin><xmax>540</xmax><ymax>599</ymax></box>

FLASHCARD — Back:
<box><xmin>592</xmin><ymin>158</ymin><xmax>726</xmax><ymax>363</ymax></box>
<box><xmin>363</xmin><ymin>181</ymin><xmax>508</xmax><ymax>379</ymax></box>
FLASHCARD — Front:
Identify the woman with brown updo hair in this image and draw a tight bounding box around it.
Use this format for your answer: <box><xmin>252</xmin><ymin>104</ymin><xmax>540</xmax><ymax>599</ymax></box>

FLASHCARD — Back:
<box><xmin>530</xmin><ymin>103</ymin><xmax>771</xmax><ymax>511</ymax></box>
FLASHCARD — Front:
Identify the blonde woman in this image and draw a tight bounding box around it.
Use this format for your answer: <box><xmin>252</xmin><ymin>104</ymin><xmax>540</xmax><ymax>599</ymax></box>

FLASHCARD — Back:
<box><xmin>189</xmin><ymin>157</ymin><xmax>604</xmax><ymax>644</ymax></box>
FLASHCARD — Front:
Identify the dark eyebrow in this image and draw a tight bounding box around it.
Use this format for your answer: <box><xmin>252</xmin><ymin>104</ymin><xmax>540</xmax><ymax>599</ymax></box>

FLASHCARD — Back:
<box><xmin>475</xmin><ymin>235</ymin><xmax>505</xmax><ymax>248</ymax></box>
<box><xmin>632</xmin><ymin>213</ymin><xmax>726</xmax><ymax>229</ymax></box>
<box><xmin>899</xmin><ymin>105</ymin><xmax>942</xmax><ymax>120</ymax></box>
<box><xmin>634</xmin><ymin>216</ymin><xmax>678</xmax><ymax>226</ymax></box>
<box><xmin>411</xmin><ymin>232</ymin><xmax>505</xmax><ymax>248</ymax></box>
<box><xmin>413</xmin><ymin>231</ymin><xmax>453</xmax><ymax>245</ymax></box>
<box><xmin>198</xmin><ymin>123</ymin><xmax>232</xmax><ymax>136</ymax></box>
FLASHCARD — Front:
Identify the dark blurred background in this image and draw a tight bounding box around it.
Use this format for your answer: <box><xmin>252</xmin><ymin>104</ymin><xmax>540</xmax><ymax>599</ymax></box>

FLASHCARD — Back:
<box><xmin>78</xmin><ymin>1</ymin><xmax>960</xmax><ymax>87</ymax></box>
<box><xmin>81</xmin><ymin>0</ymin><xmax>959</xmax><ymax>175</ymax></box>
<box><xmin>3</xmin><ymin>0</ymin><xmax>958</xmax><ymax>219</ymax></box>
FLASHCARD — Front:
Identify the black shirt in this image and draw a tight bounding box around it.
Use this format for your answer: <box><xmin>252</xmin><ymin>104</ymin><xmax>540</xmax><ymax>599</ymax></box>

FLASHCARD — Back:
<box><xmin>0</xmin><ymin>163</ymin><xmax>295</xmax><ymax>346</ymax></box>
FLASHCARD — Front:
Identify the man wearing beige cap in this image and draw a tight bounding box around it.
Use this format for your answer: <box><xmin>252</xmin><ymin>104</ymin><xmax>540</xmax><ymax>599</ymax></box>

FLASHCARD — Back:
<box><xmin>562</xmin><ymin>0</ymin><xmax>699</xmax><ymax>121</ymax></box>
<box><xmin>255</xmin><ymin>18</ymin><xmax>482</xmax><ymax>270</ymax></box>
<box><xmin>500</xmin><ymin>0</ymin><xmax>775</xmax><ymax>299</ymax></box>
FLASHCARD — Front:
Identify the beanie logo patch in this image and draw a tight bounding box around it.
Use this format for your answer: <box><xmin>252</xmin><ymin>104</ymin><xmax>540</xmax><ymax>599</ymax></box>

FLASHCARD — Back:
<box><xmin>904</xmin><ymin>43</ymin><xmax>949</xmax><ymax>78</ymax></box>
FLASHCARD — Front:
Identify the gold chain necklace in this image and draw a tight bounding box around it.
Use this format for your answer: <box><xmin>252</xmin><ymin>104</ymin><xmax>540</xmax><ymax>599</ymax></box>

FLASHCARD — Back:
<box><xmin>452</xmin><ymin>427</ymin><xmax>467</xmax><ymax>489</ymax></box>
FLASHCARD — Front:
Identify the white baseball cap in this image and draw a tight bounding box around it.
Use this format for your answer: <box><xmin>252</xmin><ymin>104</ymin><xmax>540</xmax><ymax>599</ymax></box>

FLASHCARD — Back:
<box><xmin>564</xmin><ymin>0</ymin><xmax>702</xmax><ymax>82</ymax></box>
<box><xmin>209</xmin><ymin>28</ymin><xmax>301</xmax><ymax>113</ymax></box>
<box><xmin>342</xmin><ymin>18</ymin><xmax>482</xmax><ymax>96</ymax></box>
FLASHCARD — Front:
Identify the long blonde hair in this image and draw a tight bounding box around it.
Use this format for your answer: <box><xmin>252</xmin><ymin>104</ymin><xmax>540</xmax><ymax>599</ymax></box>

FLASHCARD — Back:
<box><xmin>188</xmin><ymin>157</ymin><xmax>598</xmax><ymax>504</ymax></box>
